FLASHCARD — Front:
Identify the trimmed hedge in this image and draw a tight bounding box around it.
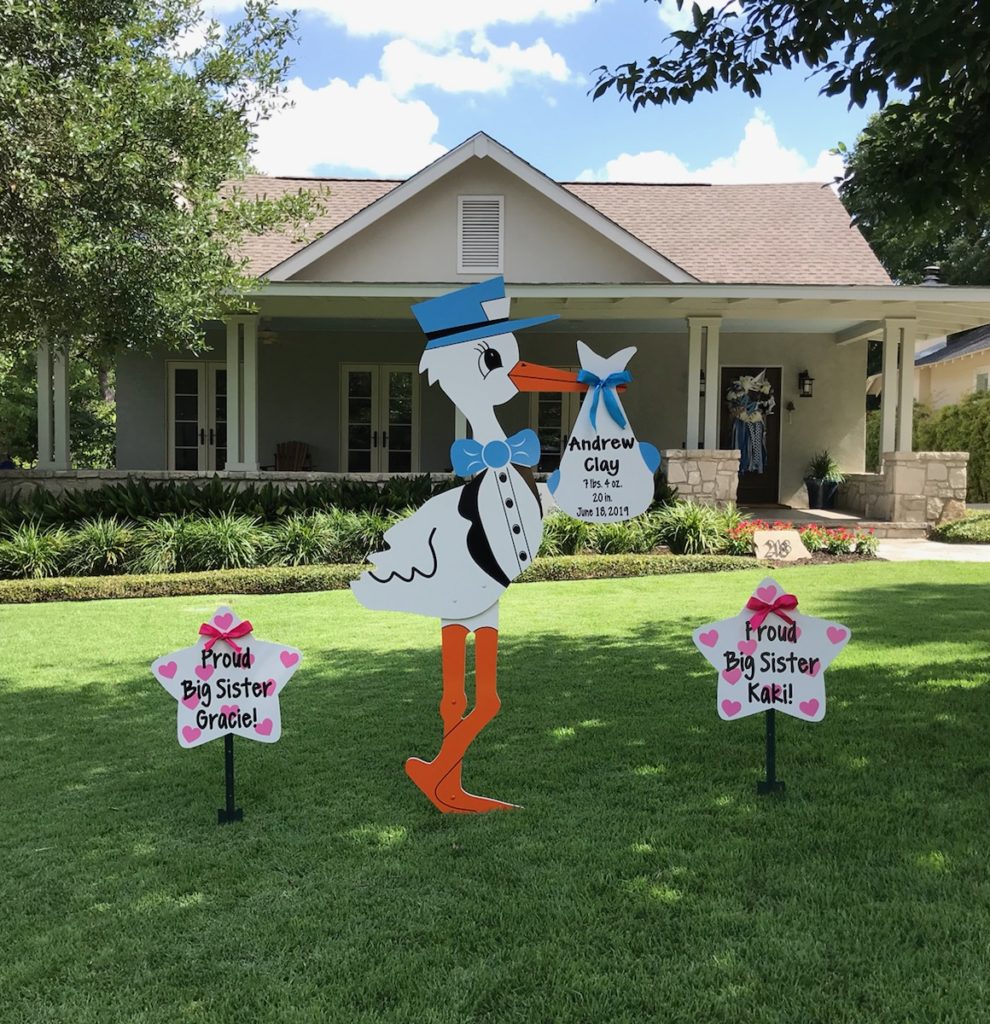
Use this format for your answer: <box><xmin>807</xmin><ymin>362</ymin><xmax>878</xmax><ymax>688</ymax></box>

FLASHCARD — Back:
<box><xmin>0</xmin><ymin>554</ymin><xmax>766</xmax><ymax>604</ymax></box>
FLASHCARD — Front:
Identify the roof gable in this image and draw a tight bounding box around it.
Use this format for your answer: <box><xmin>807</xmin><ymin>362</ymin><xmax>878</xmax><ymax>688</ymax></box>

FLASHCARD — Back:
<box><xmin>263</xmin><ymin>133</ymin><xmax>696</xmax><ymax>284</ymax></box>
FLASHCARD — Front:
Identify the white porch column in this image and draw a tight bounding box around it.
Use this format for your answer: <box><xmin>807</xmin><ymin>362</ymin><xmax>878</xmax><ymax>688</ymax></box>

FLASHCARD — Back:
<box><xmin>225</xmin><ymin>318</ymin><xmax>242</xmax><ymax>468</ymax></box>
<box><xmin>880</xmin><ymin>320</ymin><xmax>900</xmax><ymax>459</ymax></box>
<box><xmin>36</xmin><ymin>340</ymin><xmax>53</xmax><ymax>468</ymax></box>
<box><xmin>896</xmin><ymin>319</ymin><xmax>916</xmax><ymax>452</ymax></box>
<box><xmin>241</xmin><ymin>316</ymin><xmax>259</xmax><ymax>470</ymax></box>
<box><xmin>701</xmin><ymin>318</ymin><xmax>722</xmax><ymax>448</ymax></box>
<box><xmin>52</xmin><ymin>346</ymin><xmax>70</xmax><ymax>469</ymax></box>
<box><xmin>685</xmin><ymin>317</ymin><xmax>704</xmax><ymax>448</ymax></box>
<box><xmin>36</xmin><ymin>340</ymin><xmax>70</xmax><ymax>469</ymax></box>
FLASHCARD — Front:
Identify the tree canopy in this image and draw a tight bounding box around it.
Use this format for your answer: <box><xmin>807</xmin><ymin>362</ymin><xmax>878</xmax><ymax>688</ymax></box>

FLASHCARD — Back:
<box><xmin>838</xmin><ymin>104</ymin><xmax>990</xmax><ymax>285</ymax></box>
<box><xmin>593</xmin><ymin>1</ymin><xmax>990</xmax><ymax>218</ymax></box>
<box><xmin>0</xmin><ymin>0</ymin><xmax>324</xmax><ymax>359</ymax></box>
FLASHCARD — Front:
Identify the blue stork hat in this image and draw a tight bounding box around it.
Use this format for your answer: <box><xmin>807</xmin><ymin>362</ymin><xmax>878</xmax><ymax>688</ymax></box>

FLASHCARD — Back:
<box><xmin>412</xmin><ymin>276</ymin><xmax>559</xmax><ymax>350</ymax></box>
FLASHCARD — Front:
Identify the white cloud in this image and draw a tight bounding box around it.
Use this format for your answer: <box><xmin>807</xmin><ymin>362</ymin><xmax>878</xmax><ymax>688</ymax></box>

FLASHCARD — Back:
<box><xmin>209</xmin><ymin>0</ymin><xmax>596</xmax><ymax>46</ymax></box>
<box><xmin>577</xmin><ymin>110</ymin><xmax>844</xmax><ymax>184</ymax></box>
<box><xmin>656</xmin><ymin>0</ymin><xmax>741</xmax><ymax>32</ymax></box>
<box><xmin>380</xmin><ymin>33</ymin><xmax>571</xmax><ymax>96</ymax></box>
<box><xmin>252</xmin><ymin>76</ymin><xmax>447</xmax><ymax>176</ymax></box>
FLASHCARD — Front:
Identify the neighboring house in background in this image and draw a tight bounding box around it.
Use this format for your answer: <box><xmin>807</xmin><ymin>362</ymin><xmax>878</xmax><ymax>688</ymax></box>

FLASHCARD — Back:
<box><xmin>10</xmin><ymin>132</ymin><xmax>990</xmax><ymax>520</ymax></box>
<box><xmin>915</xmin><ymin>324</ymin><xmax>990</xmax><ymax>409</ymax></box>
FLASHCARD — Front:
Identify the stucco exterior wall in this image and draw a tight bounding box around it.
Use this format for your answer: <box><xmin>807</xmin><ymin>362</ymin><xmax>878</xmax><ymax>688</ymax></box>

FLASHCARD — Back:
<box><xmin>297</xmin><ymin>160</ymin><xmax>667</xmax><ymax>285</ymax></box>
<box><xmin>115</xmin><ymin>323</ymin><xmax>865</xmax><ymax>509</ymax></box>
<box><xmin>915</xmin><ymin>357</ymin><xmax>990</xmax><ymax>410</ymax></box>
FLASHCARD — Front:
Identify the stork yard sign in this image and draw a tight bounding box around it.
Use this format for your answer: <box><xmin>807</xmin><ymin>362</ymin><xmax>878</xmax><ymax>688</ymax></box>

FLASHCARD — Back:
<box><xmin>692</xmin><ymin>578</ymin><xmax>850</xmax><ymax>723</ymax></box>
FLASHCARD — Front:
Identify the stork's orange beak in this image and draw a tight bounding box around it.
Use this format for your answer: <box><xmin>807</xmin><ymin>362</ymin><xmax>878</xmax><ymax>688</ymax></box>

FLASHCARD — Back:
<box><xmin>508</xmin><ymin>361</ymin><xmax>586</xmax><ymax>392</ymax></box>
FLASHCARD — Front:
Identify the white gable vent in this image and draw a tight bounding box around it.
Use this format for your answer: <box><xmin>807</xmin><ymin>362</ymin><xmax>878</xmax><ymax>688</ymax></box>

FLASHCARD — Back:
<box><xmin>458</xmin><ymin>195</ymin><xmax>503</xmax><ymax>273</ymax></box>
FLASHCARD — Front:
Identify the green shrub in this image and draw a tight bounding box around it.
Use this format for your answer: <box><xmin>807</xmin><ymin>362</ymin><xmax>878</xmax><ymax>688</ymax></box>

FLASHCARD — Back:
<box><xmin>183</xmin><ymin>512</ymin><xmax>266</xmax><ymax>570</ymax></box>
<box><xmin>585</xmin><ymin>519</ymin><xmax>648</xmax><ymax>555</ymax></box>
<box><xmin>856</xmin><ymin>531</ymin><xmax>880</xmax><ymax>556</ymax></box>
<box><xmin>0</xmin><ymin>521</ymin><xmax>70</xmax><ymax>579</ymax></box>
<box><xmin>130</xmin><ymin>517</ymin><xmax>193</xmax><ymax>574</ymax></box>
<box><xmin>650</xmin><ymin>501</ymin><xmax>727</xmax><ymax>555</ymax></box>
<box><xmin>265</xmin><ymin>512</ymin><xmax>340</xmax><ymax>566</ymax></box>
<box><xmin>931</xmin><ymin>511</ymin><xmax>990</xmax><ymax>544</ymax></box>
<box><xmin>64</xmin><ymin>516</ymin><xmax>136</xmax><ymax>575</ymax></box>
<box><xmin>539</xmin><ymin>510</ymin><xmax>591</xmax><ymax>556</ymax></box>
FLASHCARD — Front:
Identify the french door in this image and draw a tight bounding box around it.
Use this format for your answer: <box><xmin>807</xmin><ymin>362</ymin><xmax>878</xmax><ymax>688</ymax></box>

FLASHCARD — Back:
<box><xmin>530</xmin><ymin>368</ymin><xmax>581</xmax><ymax>471</ymax></box>
<box><xmin>341</xmin><ymin>364</ymin><xmax>419</xmax><ymax>473</ymax></box>
<box><xmin>167</xmin><ymin>362</ymin><xmax>228</xmax><ymax>470</ymax></box>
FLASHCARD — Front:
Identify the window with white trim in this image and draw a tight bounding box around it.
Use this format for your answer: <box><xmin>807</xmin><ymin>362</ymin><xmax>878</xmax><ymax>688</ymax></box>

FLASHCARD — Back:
<box><xmin>976</xmin><ymin>370</ymin><xmax>989</xmax><ymax>393</ymax></box>
<box><xmin>458</xmin><ymin>195</ymin><xmax>503</xmax><ymax>274</ymax></box>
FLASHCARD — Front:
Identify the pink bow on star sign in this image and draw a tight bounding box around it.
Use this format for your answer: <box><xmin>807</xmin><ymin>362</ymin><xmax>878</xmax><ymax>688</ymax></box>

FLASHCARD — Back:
<box><xmin>745</xmin><ymin>592</ymin><xmax>798</xmax><ymax>628</ymax></box>
<box><xmin>199</xmin><ymin>619</ymin><xmax>254</xmax><ymax>653</ymax></box>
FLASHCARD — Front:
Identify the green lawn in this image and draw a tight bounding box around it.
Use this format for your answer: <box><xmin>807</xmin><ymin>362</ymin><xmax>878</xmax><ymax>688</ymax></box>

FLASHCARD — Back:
<box><xmin>2</xmin><ymin>563</ymin><xmax>989</xmax><ymax>1023</ymax></box>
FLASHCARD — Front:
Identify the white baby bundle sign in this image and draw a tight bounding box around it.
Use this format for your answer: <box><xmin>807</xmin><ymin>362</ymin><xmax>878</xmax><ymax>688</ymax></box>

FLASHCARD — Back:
<box><xmin>549</xmin><ymin>341</ymin><xmax>660</xmax><ymax>522</ymax></box>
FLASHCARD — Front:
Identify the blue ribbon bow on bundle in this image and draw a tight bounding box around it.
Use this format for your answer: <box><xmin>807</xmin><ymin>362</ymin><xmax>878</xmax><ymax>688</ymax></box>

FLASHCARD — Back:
<box><xmin>450</xmin><ymin>428</ymin><xmax>540</xmax><ymax>477</ymax></box>
<box><xmin>577</xmin><ymin>369</ymin><xmax>632</xmax><ymax>430</ymax></box>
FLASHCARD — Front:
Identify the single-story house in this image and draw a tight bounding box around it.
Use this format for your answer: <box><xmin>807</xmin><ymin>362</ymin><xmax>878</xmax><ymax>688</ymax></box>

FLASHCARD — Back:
<box><xmin>16</xmin><ymin>132</ymin><xmax>990</xmax><ymax>520</ymax></box>
<box><xmin>915</xmin><ymin>324</ymin><xmax>990</xmax><ymax>409</ymax></box>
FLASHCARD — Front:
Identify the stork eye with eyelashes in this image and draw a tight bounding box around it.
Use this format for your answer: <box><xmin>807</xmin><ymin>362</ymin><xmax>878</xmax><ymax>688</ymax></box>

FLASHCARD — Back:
<box><xmin>475</xmin><ymin>342</ymin><xmax>503</xmax><ymax>378</ymax></box>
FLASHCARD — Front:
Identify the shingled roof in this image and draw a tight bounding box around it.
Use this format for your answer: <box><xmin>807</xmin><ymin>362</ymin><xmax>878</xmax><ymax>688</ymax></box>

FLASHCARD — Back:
<box><xmin>915</xmin><ymin>323</ymin><xmax>990</xmax><ymax>366</ymax></box>
<box><xmin>224</xmin><ymin>174</ymin><xmax>890</xmax><ymax>286</ymax></box>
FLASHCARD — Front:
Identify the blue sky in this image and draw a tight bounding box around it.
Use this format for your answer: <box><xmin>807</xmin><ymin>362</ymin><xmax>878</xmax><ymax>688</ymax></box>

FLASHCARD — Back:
<box><xmin>206</xmin><ymin>0</ymin><xmax>878</xmax><ymax>182</ymax></box>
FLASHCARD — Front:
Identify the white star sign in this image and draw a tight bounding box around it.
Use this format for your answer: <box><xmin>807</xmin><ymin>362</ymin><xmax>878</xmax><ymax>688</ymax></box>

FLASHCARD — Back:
<box><xmin>692</xmin><ymin>577</ymin><xmax>850</xmax><ymax>723</ymax></box>
<box><xmin>151</xmin><ymin>606</ymin><xmax>302</xmax><ymax>748</ymax></box>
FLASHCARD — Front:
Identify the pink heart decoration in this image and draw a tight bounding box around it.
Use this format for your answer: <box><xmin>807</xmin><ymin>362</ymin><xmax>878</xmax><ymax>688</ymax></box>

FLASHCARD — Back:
<box><xmin>182</xmin><ymin>694</ymin><xmax>199</xmax><ymax>709</ymax></box>
<box><xmin>722</xmin><ymin>667</ymin><xmax>742</xmax><ymax>685</ymax></box>
<box><xmin>249</xmin><ymin>654</ymin><xmax>256</xmax><ymax>667</ymax></box>
<box><xmin>181</xmin><ymin>725</ymin><xmax>201</xmax><ymax>744</ymax></box>
<box><xmin>799</xmin><ymin>699</ymin><xmax>820</xmax><ymax>717</ymax></box>
<box><xmin>220</xmin><ymin>705</ymin><xmax>239</xmax><ymax>718</ymax></box>
<box><xmin>804</xmin><ymin>660</ymin><xmax>821</xmax><ymax>677</ymax></box>
<box><xmin>698</xmin><ymin>630</ymin><xmax>719</xmax><ymax>648</ymax></box>
<box><xmin>793</xmin><ymin>626</ymin><xmax>802</xmax><ymax>640</ymax></box>
<box><xmin>255</xmin><ymin>718</ymin><xmax>274</xmax><ymax>737</ymax></box>
<box><xmin>756</xmin><ymin>584</ymin><xmax>777</xmax><ymax>603</ymax></box>
<box><xmin>827</xmin><ymin>626</ymin><xmax>848</xmax><ymax>645</ymax></box>
<box><xmin>280</xmin><ymin>650</ymin><xmax>299</xmax><ymax>668</ymax></box>
<box><xmin>194</xmin><ymin>665</ymin><xmax>214</xmax><ymax>681</ymax></box>
<box><xmin>158</xmin><ymin>661</ymin><xmax>177</xmax><ymax>679</ymax></box>
<box><xmin>738</xmin><ymin>640</ymin><xmax>757</xmax><ymax>656</ymax></box>
<box><xmin>265</xmin><ymin>679</ymin><xmax>278</xmax><ymax>696</ymax></box>
<box><xmin>721</xmin><ymin>699</ymin><xmax>742</xmax><ymax>718</ymax></box>
<box><xmin>214</xmin><ymin>612</ymin><xmax>234</xmax><ymax>630</ymax></box>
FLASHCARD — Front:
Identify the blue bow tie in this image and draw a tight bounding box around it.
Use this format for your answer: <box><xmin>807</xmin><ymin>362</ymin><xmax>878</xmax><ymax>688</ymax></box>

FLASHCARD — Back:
<box><xmin>577</xmin><ymin>369</ymin><xmax>631</xmax><ymax>430</ymax></box>
<box><xmin>450</xmin><ymin>428</ymin><xmax>540</xmax><ymax>477</ymax></box>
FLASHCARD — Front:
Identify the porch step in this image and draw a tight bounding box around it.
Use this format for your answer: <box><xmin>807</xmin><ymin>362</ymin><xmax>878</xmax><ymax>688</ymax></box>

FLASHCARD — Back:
<box><xmin>856</xmin><ymin>521</ymin><xmax>930</xmax><ymax>540</ymax></box>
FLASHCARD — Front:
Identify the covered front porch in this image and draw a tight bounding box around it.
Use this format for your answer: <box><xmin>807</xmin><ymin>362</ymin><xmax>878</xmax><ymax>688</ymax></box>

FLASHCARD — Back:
<box><xmin>13</xmin><ymin>282</ymin><xmax>990</xmax><ymax>521</ymax></box>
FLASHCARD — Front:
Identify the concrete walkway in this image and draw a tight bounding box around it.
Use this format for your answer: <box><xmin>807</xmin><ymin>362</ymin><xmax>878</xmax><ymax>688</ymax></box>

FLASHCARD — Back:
<box><xmin>877</xmin><ymin>539</ymin><xmax>990</xmax><ymax>562</ymax></box>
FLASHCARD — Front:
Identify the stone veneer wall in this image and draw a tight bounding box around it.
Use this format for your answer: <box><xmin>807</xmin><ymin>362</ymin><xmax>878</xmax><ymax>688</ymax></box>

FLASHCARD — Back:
<box><xmin>662</xmin><ymin>449</ymin><xmax>740</xmax><ymax>505</ymax></box>
<box><xmin>839</xmin><ymin>451</ymin><xmax>968</xmax><ymax>524</ymax></box>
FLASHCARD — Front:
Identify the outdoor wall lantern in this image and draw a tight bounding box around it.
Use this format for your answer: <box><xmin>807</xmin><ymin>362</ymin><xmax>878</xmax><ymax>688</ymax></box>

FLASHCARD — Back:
<box><xmin>699</xmin><ymin>369</ymin><xmax>706</xmax><ymax>397</ymax></box>
<box><xmin>798</xmin><ymin>370</ymin><xmax>815</xmax><ymax>398</ymax></box>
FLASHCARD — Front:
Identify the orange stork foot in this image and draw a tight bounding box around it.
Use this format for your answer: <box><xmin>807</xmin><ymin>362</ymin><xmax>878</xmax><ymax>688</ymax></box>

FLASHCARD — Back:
<box><xmin>405</xmin><ymin>757</ymin><xmax>519</xmax><ymax>814</ymax></box>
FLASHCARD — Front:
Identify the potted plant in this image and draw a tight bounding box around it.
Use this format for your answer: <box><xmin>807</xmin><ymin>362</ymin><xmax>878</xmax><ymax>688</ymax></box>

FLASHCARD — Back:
<box><xmin>804</xmin><ymin>450</ymin><xmax>845</xmax><ymax>510</ymax></box>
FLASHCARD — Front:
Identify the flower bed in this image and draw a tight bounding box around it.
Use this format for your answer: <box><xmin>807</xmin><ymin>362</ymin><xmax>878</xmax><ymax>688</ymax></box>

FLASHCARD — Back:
<box><xmin>725</xmin><ymin>518</ymin><xmax>879</xmax><ymax>558</ymax></box>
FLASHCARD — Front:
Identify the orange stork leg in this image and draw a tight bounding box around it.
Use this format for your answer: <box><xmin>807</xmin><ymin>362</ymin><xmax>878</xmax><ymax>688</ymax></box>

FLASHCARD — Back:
<box><xmin>405</xmin><ymin>625</ymin><xmax>518</xmax><ymax>813</ymax></box>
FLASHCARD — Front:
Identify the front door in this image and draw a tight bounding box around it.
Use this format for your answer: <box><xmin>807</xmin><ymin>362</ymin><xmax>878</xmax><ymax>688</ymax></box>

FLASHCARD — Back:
<box><xmin>167</xmin><ymin>362</ymin><xmax>227</xmax><ymax>470</ymax></box>
<box><xmin>719</xmin><ymin>366</ymin><xmax>782</xmax><ymax>504</ymax></box>
<box><xmin>530</xmin><ymin>368</ymin><xmax>581</xmax><ymax>471</ymax></box>
<box><xmin>341</xmin><ymin>364</ymin><xmax>419</xmax><ymax>473</ymax></box>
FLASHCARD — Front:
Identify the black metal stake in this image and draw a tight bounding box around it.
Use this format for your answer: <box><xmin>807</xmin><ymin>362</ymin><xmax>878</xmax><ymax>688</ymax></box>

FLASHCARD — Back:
<box><xmin>756</xmin><ymin>709</ymin><xmax>786</xmax><ymax>796</ymax></box>
<box><xmin>218</xmin><ymin>733</ymin><xmax>244</xmax><ymax>824</ymax></box>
